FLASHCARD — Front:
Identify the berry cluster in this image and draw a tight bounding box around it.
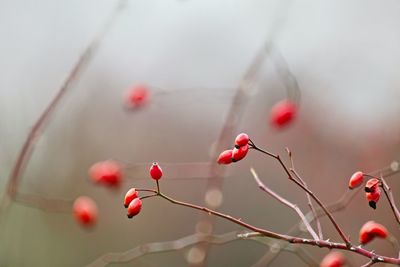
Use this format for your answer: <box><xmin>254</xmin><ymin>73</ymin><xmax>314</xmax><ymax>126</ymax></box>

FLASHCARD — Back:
<box><xmin>217</xmin><ymin>133</ymin><xmax>250</xmax><ymax>164</ymax></box>
<box><xmin>347</xmin><ymin>171</ymin><xmax>382</xmax><ymax>209</ymax></box>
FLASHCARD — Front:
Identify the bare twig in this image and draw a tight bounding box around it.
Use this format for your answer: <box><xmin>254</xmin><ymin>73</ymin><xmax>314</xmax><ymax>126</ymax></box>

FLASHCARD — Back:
<box><xmin>249</xmin><ymin>140</ymin><xmax>351</xmax><ymax>246</ymax></box>
<box><xmin>360</xmin><ymin>260</ymin><xmax>375</xmax><ymax>267</ymax></box>
<box><xmin>250</xmin><ymin>168</ymin><xmax>319</xmax><ymax>240</ymax></box>
<box><xmin>380</xmin><ymin>176</ymin><xmax>400</xmax><ymax>224</ymax></box>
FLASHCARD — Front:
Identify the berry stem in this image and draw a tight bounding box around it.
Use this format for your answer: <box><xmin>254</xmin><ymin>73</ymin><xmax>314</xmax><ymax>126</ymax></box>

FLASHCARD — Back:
<box><xmin>248</xmin><ymin>140</ymin><xmax>351</xmax><ymax>247</ymax></box>
<box><xmin>380</xmin><ymin>176</ymin><xmax>400</xmax><ymax>225</ymax></box>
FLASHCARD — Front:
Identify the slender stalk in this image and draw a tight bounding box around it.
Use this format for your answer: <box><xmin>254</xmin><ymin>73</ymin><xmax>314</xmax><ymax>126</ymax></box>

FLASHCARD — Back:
<box><xmin>380</xmin><ymin>176</ymin><xmax>400</xmax><ymax>224</ymax></box>
<box><xmin>248</xmin><ymin>140</ymin><xmax>351</xmax><ymax>246</ymax></box>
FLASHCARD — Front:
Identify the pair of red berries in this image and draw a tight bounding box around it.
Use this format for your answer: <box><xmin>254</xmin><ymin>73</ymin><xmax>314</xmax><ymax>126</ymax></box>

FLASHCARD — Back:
<box><xmin>124</xmin><ymin>163</ymin><xmax>163</xmax><ymax>218</ymax></box>
<box><xmin>348</xmin><ymin>171</ymin><xmax>381</xmax><ymax>209</ymax></box>
<box><xmin>217</xmin><ymin>133</ymin><xmax>250</xmax><ymax>165</ymax></box>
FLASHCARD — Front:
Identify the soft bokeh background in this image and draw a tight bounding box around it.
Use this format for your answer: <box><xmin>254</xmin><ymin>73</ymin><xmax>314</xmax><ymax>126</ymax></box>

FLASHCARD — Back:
<box><xmin>0</xmin><ymin>0</ymin><xmax>400</xmax><ymax>266</ymax></box>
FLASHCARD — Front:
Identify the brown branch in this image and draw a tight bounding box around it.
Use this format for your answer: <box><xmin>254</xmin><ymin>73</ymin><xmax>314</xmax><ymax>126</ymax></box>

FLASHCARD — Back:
<box><xmin>248</xmin><ymin>140</ymin><xmax>351</xmax><ymax>246</ymax></box>
<box><xmin>380</xmin><ymin>176</ymin><xmax>400</xmax><ymax>224</ymax></box>
<box><xmin>360</xmin><ymin>260</ymin><xmax>376</xmax><ymax>267</ymax></box>
<box><xmin>0</xmin><ymin>0</ymin><xmax>127</xmax><ymax>212</ymax></box>
<box><xmin>250</xmin><ymin>168</ymin><xmax>319</xmax><ymax>240</ymax></box>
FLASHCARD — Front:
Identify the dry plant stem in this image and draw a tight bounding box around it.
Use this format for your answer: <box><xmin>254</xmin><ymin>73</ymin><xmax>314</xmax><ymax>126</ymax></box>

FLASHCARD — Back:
<box><xmin>250</xmin><ymin>168</ymin><xmax>319</xmax><ymax>240</ymax></box>
<box><xmin>380</xmin><ymin>177</ymin><xmax>400</xmax><ymax>225</ymax></box>
<box><xmin>286</xmin><ymin>147</ymin><xmax>323</xmax><ymax>240</ymax></box>
<box><xmin>135</xmin><ymin>188</ymin><xmax>400</xmax><ymax>265</ymax></box>
<box><xmin>248</xmin><ymin>140</ymin><xmax>351</xmax><ymax>246</ymax></box>
<box><xmin>360</xmin><ymin>260</ymin><xmax>376</xmax><ymax>267</ymax></box>
<box><xmin>1</xmin><ymin>0</ymin><xmax>127</xmax><ymax>211</ymax></box>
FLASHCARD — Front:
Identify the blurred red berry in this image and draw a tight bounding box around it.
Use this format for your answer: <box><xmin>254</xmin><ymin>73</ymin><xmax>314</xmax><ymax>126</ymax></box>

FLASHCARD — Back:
<box><xmin>320</xmin><ymin>251</ymin><xmax>344</xmax><ymax>267</ymax></box>
<box><xmin>124</xmin><ymin>188</ymin><xmax>139</xmax><ymax>208</ymax></box>
<box><xmin>234</xmin><ymin>133</ymin><xmax>249</xmax><ymax>148</ymax></box>
<box><xmin>270</xmin><ymin>100</ymin><xmax>297</xmax><ymax>128</ymax></box>
<box><xmin>73</xmin><ymin>196</ymin><xmax>98</xmax><ymax>227</ymax></box>
<box><xmin>232</xmin><ymin>145</ymin><xmax>249</xmax><ymax>162</ymax></box>
<box><xmin>149</xmin><ymin>162</ymin><xmax>163</xmax><ymax>180</ymax></box>
<box><xmin>127</xmin><ymin>198</ymin><xmax>142</xmax><ymax>218</ymax></box>
<box><xmin>359</xmin><ymin>221</ymin><xmax>388</xmax><ymax>244</ymax></box>
<box><xmin>348</xmin><ymin>171</ymin><xmax>364</xmax><ymax>189</ymax></box>
<box><xmin>365</xmin><ymin>178</ymin><xmax>380</xmax><ymax>193</ymax></box>
<box><xmin>125</xmin><ymin>85</ymin><xmax>150</xmax><ymax>108</ymax></box>
<box><xmin>89</xmin><ymin>160</ymin><xmax>122</xmax><ymax>187</ymax></box>
<box><xmin>217</xmin><ymin>150</ymin><xmax>233</xmax><ymax>164</ymax></box>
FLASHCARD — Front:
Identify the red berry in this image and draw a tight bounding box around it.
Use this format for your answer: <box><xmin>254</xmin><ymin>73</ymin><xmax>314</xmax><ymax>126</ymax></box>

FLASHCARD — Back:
<box><xmin>127</xmin><ymin>198</ymin><xmax>142</xmax><ymax>218</ymax></box>
<box><xmin>320</xmin><ymin>251</ymin><xmax>344</xmax><ymax>267</ymax></box>
<box><xmin>232</xmin><ymin>145</ymin><xmax>249</xmax><ymax>162</ymax></box>
<box><xmin>366</xmin><ymin>187</ymin><xmax>381</xmax><ymax>209</ymax></box>
<box><xmin>125</xmin><ymin>85</ymin><xmax>150</xmax><ymax>108</ymax></box>
<box><xmin>348</xmin><ymin>171</ymin><xmax>364</xmax><ymax>189</ymax></box>
<box><xmin>365</xmin><ymin>178</ymin><xmax>380</xmax><ymax>193</ymax></box>
<box><xmin>89</xmin><ymin>160</ymin><xmax>122</xmax><ymax>187</ymax></box>
<box><xmin>124</xmin><ymin>188</ymin><xmax>139</xmax><ymax>208</ymax></box>
<box><xmin>149</xmin><ymin>162</ymin><xmax>163</xmax><ymax>180</ymax></box>
<box><xmin>359</xmin><ymin>221</ymin><xmax>388</xmax><ymax>244</ymax></box>
<box><xmin>217</xmin><ymin>150</ymin><xmax>233</xmax><ymax>164</ymax></box>
<box><xmin>270</xmin><ymin>100</ymin><xmax>297</xmax><ymax>128</ymax></box>
<box><xmin>73</xmin><ymin>196</ymin><xmax>98</xmax><ymax>227</ymax></box>
<box><xmin>234</xmin><ymin>133</ymin><xmax>249</xmax><ymax>148</ymax></box>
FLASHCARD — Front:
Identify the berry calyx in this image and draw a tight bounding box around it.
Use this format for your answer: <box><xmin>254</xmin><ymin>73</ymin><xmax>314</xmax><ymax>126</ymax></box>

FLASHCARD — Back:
<box><xmin>365</xmin><ymin>178</ymin><xmax>380</xmax><ymax>193</ymax></box>
<box><xmin>127</xmin><ymin>198</ymin><xmax>142</xmax><ymax>218</ymax></box>
<box><xmin>359</xmin><ymin>221</ymin><xmax>388</xmax><ymax>244</ymax></box>
<box><xmin>89</xmin><ymin>160</ymin><xmax>122</xmax><ymax>187</ymax></box>
<box><xmin>234</xmin><ymin>133</ymin><xmax>249</xmax><ymax>148</ymax></box>
<box><xmin>348</xmin><ymin>171</ymin><xmax>364</xmax><ymax>189</ymax></box>
<box><xmin>73</xmin><ymin>196</ymin><xmax>98</xmax><ymax>227</ymax></box>
<box><xmin>366</xmin><ymin>187</ymin><xmax>381</xmax><ymax>209</ymax></box>
<box><xmin>125</xmin><ymin>85</ymin><xmax>150</xmax><ymax>108</ymax></box>
<box><xmin>217</xmin><ymin>150</ymin><xmax>233</xmax><ymax>164</ymax></box>
<box><xmin>149</xmin><ymin>162</ymin><xmax>163</xmax><ymax>180</ymax></box>
<box><xmin>320</xmin><ymin>251</ymin><xmax>344</xmax><ymax>267</ymax></box>
<box><xmin>232</xmin><ymin>145</ymin><xmax>249</xmax><ymax>162</ymax></box>
<box><xmin>124</xmin><ymin>188</ymin><xmax>139</xmax><ymax>208</ymax></box>
<box><xmin>270</xmin><ymin>100</ymin><xmax>297</xmax><ymax>128</ymax></box>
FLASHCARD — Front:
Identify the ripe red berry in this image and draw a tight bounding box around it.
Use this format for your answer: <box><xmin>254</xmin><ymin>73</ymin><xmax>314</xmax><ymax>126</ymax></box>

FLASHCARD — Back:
<box><xmin>320</xmin><ymin>251</ymin><xmax>344</xmax><ymax>267</ymax></box>
<box><xmin>127</xmin><ymin>198</ymin><xmax>142</xmax><ymax>218</ymax></box>
<box><xmin>232</xmin><ymin>145</ymin><xmax>249</xmax><ymax>162</ymax></box>
<box><xmin>125</xmin><ymin>85</ymin><xmax>150</xmax><ymax>108</ymax></box>
<box><xmin>270</xmin><ymin>100</ymin><xmax>297</xmax><ymax>128</ymax></box>
<box><xmin>366</xmin><ymin>187</ymin><xmax>381</xmax><ymax>209</ymax></box>
<box><xmin>217</xmin><ymin>150</ymin><xmax>233</xmax><ymax>164</ymax></box>
<box><xmin>73</xmin><ymin>196</ymin><xmax>98</xmax><ymax>227</ymax></box>
<box><xmin>359</xmin><ymin>221</ymin><xmax>388</xmax><ymax>244</ymax></box>
<box><xmin>234</xmin><ymin>133</ymin><xmax>249</xmax><ymax>148</ymax></box>
<box><xmin>89</xmin><ymin>160</ymin><xmax>122</xmax><ymax>187</ymax></box>
<box><xmin>348</xmin><ymin>171</ymin><xmax>364</xmax><ymax>189</ymax></box>
<box><xmin>149</xmin><ymin>162</ymin><xmax>163</xmax><ymax>180</ymax></box>
<box><xmin>124</xmin><ymin>188</ymin><xmax>139</xmax><ymax>208</ymax></box>
<box><xmin>365</xmin><ymin>178</ymin><xmax>380</xmax><ymax>193</ymax></box>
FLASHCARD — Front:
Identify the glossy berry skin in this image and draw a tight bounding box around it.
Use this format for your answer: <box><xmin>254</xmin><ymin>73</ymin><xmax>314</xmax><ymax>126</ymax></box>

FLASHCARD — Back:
<box><xmin>234</xmin><ymin>133</ymin><xmax>249</xmax><ymax>148</ymax></box>
<box><xmin>348</xmin><ymin>171</ymin><xmax>364</xmax><ymax>189</ymax></box>
<box><xmin>125</xmin><ymin>85</ymin><xmax>149</xmax><ymax>108</ymax></box>
<box><xmin>270</xmin><ymin>100</ymin><xmax>297</xmax><ymax>128</ymax></box>
<box><xmin>149</xmin><ymin>162</ymin><xmax>163</xmax><ymax>180</ymax></box>
<box><xmin>232</xmin><ymin>145</ymin><xmax>249</xmax><ymax>162</ymax></box>
<box><xmin>217</xmin><ymin>150</ymin><xmax>233</xmax><ymax>164</ymax></box>
<box><xmin>89</xmin><ymin>160</ymin><xmax>122</xmax><ymax>187</ymax></box>
<box><xmin>365</xmin><ymin>178</ymin><xmax>380</xmax><ymax>193</ymax></box>
<box><xmin>359</xmin><ymin>221</ymin><xmax>388</xmax><ymax>244</ymax></box>
<box><xmin>73</xmin><ymin>196</ymin><xmax>98</xmax><ymax>227</ymax></box>
<box><xmin>320</xmin><ymin>251</ymin><xmax>344</xmax><ymax>267</ymax></box>
<box><xmin>366</xmin><ymin>187</ymin><xmax>381</xmax><ymax>209</ymax></box>
<box><xmin>124</xmin><ymin>188</ymin><xmax>139</xmax><ymax>208</ymax></box>
<box><xmin>127</xmin><ymin>198</ymin><xmax>142</xmax><ymax>218</ymax></box>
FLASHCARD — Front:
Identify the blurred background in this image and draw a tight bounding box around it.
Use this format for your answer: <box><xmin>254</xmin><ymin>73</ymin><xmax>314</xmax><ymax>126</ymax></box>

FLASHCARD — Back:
<box><xmin>0</xmin><ymin>0</ymin><xmax>400</xmax><ymax>266</ymax></box>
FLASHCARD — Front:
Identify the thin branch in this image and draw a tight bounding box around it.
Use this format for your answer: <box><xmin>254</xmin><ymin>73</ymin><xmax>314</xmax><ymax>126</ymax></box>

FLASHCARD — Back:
<box><xmin>380</xmin><ymin>176</ymin><xmax>400</xmax><ymax>224</ymax></box>
<box><xmin>250</xmin><ymin>168</ymin><xmax>319</xmax><ymax>240</ymax></box>
<box><xmin>0</xmin><ymin>0</ymin><xmax>127</xmax><ymax>212</ymax></box>
<box><xmin>286</xmin><ymin>147</ymin><xmax>323</xmax><ymax>240</ymax></box>
<box><xmin>360</xmin><ymin>260</ymin><xmax>376</xmax><ymax>267</ymax></box>
<box><xmin>249</xmin><ymin>141</ymin><xmax>351</xmax><ymax>246</ymax></box>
